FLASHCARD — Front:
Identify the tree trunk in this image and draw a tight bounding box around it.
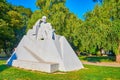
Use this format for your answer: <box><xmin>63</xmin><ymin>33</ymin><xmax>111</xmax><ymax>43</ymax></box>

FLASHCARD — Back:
<box><xmin>3</xmin><ymin>41</ymin><xmax>9</xmax><ymax>57</ymax></box>
<box><xmin>116</xmin><ymin>43</ymin><xmax>120</xmax><ymax>63</ymax></box>
<box><xmin>116</xmin><ymin>54</ymin><xmax>120</xmax><ymax>63</ymax></box>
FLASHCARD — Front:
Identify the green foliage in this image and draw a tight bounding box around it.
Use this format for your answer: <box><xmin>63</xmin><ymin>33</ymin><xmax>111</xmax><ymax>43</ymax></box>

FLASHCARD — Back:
<box><xmin>7</xmin><ymin>10</ymin><xmax>24</xmax><ymax>29</ymax></box>
<box><xmin>13</xmin><ymin>6</ymin><xmax>32</xmax><ymax>18</ymax></box>
<box><xmin>0</xmin><ymin>19</ymin><xmax>14</xmax><ymax>54</ymax></box>
<box><xmin>0</xmin><ymin>0</ymin><xmax>32</xmax><ymax>55</ymax></box>
<box><xmin>0</xmin><ymin>19</ymin><xmax>14</xmax><ymax>39</ymax></box>
<box><xmin>80</xmin><ymin>0</ymin><xmax>120</xmax><ymax>54</ymax></box>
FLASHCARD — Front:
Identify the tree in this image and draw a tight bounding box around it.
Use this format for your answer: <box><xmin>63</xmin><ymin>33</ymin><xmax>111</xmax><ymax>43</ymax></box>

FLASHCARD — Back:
<box><xmin>82</xmin><ymin>0</ymin><xmax>120</xmax><ymax>62</ymax></box>
<box><xmin>0</xmin><ymin>0</ymin><xmax>32</xmax><ymax>56</ymax></box>
<box><xmin>0</xmin><ymin>19</ymin><xmax>14</xmax><ymax>55</ymax></box>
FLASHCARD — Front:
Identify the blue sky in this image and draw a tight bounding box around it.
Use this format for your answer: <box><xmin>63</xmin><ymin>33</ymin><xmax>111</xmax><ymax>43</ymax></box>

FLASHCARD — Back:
<box><xmin>7</xmin><ymin>0</ymin><xmax>96</xmax><ymax>19</ymax></box>
<box><xmin>66</xmin><ymin>0</ymin><xmax>96</xmax><ymax>19</ymax></box>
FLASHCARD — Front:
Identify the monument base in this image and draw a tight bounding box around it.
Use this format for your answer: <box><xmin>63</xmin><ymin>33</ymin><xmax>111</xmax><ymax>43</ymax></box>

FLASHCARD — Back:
<box><xmin>12</xmin><ymin>60</ymin><xmax>59</xmax><ymax>73</ymax></box>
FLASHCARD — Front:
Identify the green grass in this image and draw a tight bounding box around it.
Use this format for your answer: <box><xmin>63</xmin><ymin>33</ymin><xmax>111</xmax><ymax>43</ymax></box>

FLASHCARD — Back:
<box><xmin>79</xmin><ymin>56</ymin><xmax>116</xmax><ymax>62</ymax></box>
<box><xmin>0</xmin><ymin>60</ymin><xmax>120</xmax><ymax>80</ymax></box>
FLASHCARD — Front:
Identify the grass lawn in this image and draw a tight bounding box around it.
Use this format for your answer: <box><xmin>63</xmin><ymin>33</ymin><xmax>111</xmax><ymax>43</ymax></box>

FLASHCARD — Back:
<box><xmin>0</xmin><ymin>60</ymin><xmax>120</xmax><ymax>80</ymax></box>
<box><xmin>79</xmin><ymin>56</ymin><xmax>116</xmax><ymax>62</ymax></box>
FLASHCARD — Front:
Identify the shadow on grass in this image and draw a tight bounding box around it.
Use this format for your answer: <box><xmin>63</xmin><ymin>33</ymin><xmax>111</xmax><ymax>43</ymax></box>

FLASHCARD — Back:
<box><xmin>80</xmin><ymin>56</ymin><xmax>116</xmax><ymax>63</ymax></box>
<box><xmin>0</xmin><ymin>59</ymin><xmax>10</xmax><ymax>72</ymax></box>
<box><xmin>0</xmin><ymin>64</ymin><xmax>10</xmax><ymax>72</ymax></box>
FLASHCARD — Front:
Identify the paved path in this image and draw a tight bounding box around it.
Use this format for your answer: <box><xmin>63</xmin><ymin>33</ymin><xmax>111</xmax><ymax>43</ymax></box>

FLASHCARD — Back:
<box><xmin>82</xmin><ymin>61</ymin><xmax>120</xmax><ymax>67</ymax></box>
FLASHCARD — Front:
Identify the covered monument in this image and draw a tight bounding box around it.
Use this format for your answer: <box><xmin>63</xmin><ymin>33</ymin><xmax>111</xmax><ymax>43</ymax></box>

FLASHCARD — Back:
<box><xmin>7</xmin><ymin>16</ymin><xmax>84</xmax><ymax>73</ymax></box>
